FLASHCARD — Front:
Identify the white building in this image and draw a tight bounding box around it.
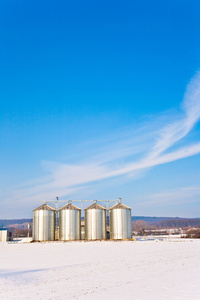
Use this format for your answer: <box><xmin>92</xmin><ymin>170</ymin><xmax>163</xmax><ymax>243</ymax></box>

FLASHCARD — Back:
<box><xmin>0</xmin><ymin>228</ymin><xmax>13</xmax><ymax>242</ymax></box>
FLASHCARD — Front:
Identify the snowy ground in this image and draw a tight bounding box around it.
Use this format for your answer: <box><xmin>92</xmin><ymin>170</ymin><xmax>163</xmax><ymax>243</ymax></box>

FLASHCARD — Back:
<box><xmin>0</xmin><ymin>239</ymin><xmax>199</xmax><ymax>300</ymax></box>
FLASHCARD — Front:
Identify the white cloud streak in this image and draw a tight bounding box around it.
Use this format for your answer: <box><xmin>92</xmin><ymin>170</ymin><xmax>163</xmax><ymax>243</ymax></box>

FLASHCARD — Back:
<box><xmin>136</xmin><ymin>186</ymin><xmax>200</xmax><ymax>207</ymax></box>
<box><xmin>8</xmin><ymin>72</ymin><xmax>200</xmax><ymax>205</ymax></box>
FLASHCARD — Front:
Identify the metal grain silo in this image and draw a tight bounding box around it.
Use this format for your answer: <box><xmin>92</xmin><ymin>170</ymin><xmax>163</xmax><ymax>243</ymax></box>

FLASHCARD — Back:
<box><xmin>33</xmin><ymin>204</ymin><xmax>55</xmax><ymax>241</ymax></box>
<box><xmin>109</xmin><ymin>203</ymin><xmax>132</xmax><ymax>239</ymax></box>
<box><xmin>59</xmin><ymin>203</ymin><xmax>81</xmax><ymax>241</ymax></box>
<box><xmin>84</xmin><ymin>203</ymin><xmax>106</xmax><ymax>240</ymax></box>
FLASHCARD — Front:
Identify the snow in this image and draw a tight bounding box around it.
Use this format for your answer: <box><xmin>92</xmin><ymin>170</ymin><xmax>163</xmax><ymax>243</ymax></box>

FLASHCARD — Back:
<box><xmin>0</xmin><ymin>239</ymin><xmax>200</xmax><ymax>299</ymax></box>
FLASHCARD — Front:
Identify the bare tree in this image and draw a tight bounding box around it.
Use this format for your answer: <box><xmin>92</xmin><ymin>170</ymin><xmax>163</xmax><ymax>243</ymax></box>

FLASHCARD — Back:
<box><xmin>133</xmin><ymin>220</ymin><xmax>148</xmax><ymax>235</ymax></box>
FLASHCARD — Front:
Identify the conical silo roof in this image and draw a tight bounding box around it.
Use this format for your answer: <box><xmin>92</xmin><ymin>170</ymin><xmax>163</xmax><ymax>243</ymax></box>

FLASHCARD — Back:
<box><xmin>33</xmin><ymin>204</ymin><xmax>56</xmax><ymax>211</ymax></box>
<box><xmin>59</xmin><ymin>203</ymin><xmax>81</xmax><ymax>211</ymax></box>
<box><xmin>84</xmin><ymin>203</ymin><xmax>106</xmax><ymax>210</ymax></box>
<box><xmin>109</xmin><ymin>202</ymin><xmax>131</xmax><ymax>210</ymax></box>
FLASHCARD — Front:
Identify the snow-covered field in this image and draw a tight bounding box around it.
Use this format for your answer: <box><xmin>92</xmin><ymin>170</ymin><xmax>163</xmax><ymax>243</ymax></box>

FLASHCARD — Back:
<box><xmin>0</xmin><ymin>239</ymin><xmax>199</xmax><ymax>300</ymax></box>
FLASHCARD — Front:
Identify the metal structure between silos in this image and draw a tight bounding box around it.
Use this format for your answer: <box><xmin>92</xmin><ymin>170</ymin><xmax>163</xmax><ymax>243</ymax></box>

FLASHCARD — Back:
<box><xmin>33</xmin><ymin>204</ymin><xmax>55</xmax><ymax>241</ymax></box>
<box><xmin>84</xmin><ymin>203</ymin><xmax>106</xmax><ymax>240</ymax></box>
<box><xmin>59</xmin><ymin>203</ymin><xmax>81</xmax><ymax>240</ymax></box>
<box><xmin>109</xmin><ymin>203</ymin><xmax>132</xmax><ymax>239</ymax></box>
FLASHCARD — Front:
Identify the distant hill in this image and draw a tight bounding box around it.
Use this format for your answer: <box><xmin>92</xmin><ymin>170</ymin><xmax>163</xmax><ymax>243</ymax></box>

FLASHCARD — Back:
<box><xmin>155</xmin><ymin>219</ymin><xmax>200</xmax><ymax>228</ymax></box>
<box><xmin>0</xmin><ymin>219</ymin><xmax>32</xmax><ymax>228</ymax></box>
<box><xmin>131</xmin><ymin>216</ymin><xmax>185</xmax><ymax>225</ymax></box>
<box><xmin>0</xmin><ymin>217</ymin><xmax>200</xmax><ymax>229</ymax></box>
<box><xmin>131</xmin><ymin>216</ymin><xmax>200</xmax><ymax>228</ymax></box>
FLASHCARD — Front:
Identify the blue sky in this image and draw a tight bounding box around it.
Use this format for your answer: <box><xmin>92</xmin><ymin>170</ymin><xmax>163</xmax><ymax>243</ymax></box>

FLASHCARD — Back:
<box><xmin>0</xmin><ymin>0</ymin><xmax>200</xmax><ymax>218</ymax></box>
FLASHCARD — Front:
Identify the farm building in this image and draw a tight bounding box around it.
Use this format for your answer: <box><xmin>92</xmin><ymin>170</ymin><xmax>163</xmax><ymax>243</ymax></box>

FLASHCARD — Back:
<box><xmin>0</xmin><ymin>228</ymin><xmax>13</xmax><ymax>242</ymax></box>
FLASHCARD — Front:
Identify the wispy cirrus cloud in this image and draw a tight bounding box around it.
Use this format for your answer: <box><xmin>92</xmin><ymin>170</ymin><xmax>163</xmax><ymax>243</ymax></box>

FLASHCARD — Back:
<box><xmin>136</xmin><ymin>186</ymin><xmax>200</xmax><ymax>207</ymax></box>
<box><xmin>8</xmin><ymin>72</ymin><xmax>200</xmax><ymax>206</ymax></box>
<box><xmin>149</xmin><ymin>72</ymin><xmax>200</xmax><ymax>159</ymax></box>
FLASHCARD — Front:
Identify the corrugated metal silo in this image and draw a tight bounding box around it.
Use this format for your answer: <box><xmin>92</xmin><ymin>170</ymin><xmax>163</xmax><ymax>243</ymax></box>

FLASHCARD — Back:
<box><xmin>59</xmin><ymin>203</ymin><xmax>81</xmax><ymax>240</ymax></box>
<box><xmin>33</xmin><ymin>204</ymin><xmax>55</xmax><ymax>241</ymax></box>
<box><xmin>84</xmin><ymin>203</ymin><xmax>106</xmax><ymax>240</ymax></box>
<box><xmin>109</xmin><ymin>203</ymin><xmax>132</xmax><ymax>239</ymax></box>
